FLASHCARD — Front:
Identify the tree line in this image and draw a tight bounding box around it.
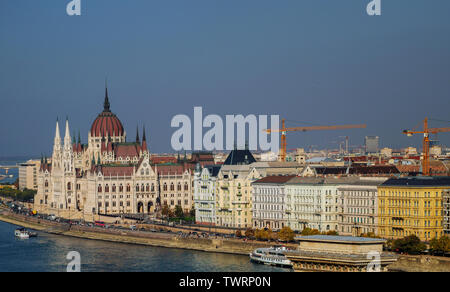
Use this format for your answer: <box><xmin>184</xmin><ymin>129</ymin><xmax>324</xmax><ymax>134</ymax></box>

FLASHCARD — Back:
<box><xmin>0</xmin><ymin>186</ymin><xmax>36</xmax><ymax>202</ymax></box>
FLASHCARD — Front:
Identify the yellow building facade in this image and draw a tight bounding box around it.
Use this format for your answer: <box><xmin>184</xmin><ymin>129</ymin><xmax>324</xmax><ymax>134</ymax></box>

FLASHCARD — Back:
<box><xmin>378</xmin><ymin>177</ymin><xmax>449</xmax><ymax>241</ymax></box>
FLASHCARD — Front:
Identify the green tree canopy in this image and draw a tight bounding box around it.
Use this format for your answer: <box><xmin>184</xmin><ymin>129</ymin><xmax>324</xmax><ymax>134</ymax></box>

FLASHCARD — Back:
<box><xmin>278</xmin><ymin>226</ymin><xmax>295</xmax><ymax>242</ymax></box>
<box><xmin>430</xmin><ymin>236</ymin><xmax>450</xmax><ymax>255</ymax></box>
<box><xmin>392</xmin><ymin>235</ymin><xmax>426</xmax><ymax>255</ymax></box>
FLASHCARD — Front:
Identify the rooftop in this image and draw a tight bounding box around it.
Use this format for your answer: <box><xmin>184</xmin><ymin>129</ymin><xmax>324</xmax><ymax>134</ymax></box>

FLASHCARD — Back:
<box><xmin>381</xmin><ymin>176</ymin><xmax>450</xmax><ymax>187</ymax></box>
<box><xmin>252</xmin><ymin>175</ymin><xmax>297</xmax><ymax>184</ymax></box>
<box><xmin>223</xmin><ymin>148</ymin><xmax>256</xmax><ymax>165</ymax></box>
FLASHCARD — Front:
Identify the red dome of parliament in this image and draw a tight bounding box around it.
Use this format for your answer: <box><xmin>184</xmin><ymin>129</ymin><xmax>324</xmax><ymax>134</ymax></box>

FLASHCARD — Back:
<box><xmin>90</xmin><ymin>88</ymin><xmax>124</xmax><ymax>137</ymax></box>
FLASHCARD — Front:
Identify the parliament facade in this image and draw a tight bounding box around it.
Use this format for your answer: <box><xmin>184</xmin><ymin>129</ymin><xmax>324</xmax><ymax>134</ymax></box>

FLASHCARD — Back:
<box><xmin>34</xmin><ymin>88</ymin><xmax>197</xmax><ymax>219</ymax></box>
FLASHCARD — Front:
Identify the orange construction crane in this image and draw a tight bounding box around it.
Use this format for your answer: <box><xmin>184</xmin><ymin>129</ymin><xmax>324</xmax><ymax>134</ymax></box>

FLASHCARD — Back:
<box><xmin>402</xmin><ymin>117</ymin><xmax>450</xmax><ymax>176</ymax></box>
<box><xmin>264</xmin><ymin>118</ymin><xmax>366</xmax><ymax>161</ymax></box>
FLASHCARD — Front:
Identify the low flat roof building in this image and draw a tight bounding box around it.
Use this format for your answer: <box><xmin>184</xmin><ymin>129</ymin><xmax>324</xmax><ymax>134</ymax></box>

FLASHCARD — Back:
<box><xmin>285</xmin><ymin>235</ymin><xmax>398</xmax><ymax>272</ymax></box>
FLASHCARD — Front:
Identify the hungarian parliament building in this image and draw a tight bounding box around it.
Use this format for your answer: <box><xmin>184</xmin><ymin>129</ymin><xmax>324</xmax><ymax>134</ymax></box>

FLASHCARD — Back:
<box><xmin>34</xmin><ymin>88</ymin><xmax>214</xmax><ymax>218</ymax></box>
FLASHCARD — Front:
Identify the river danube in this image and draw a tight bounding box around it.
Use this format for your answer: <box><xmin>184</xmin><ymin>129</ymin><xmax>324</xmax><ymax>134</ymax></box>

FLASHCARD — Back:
<box><xmin>0</xmin><ymin>221</ymin><xmax>288</xmax><ymax>272</ymax></box>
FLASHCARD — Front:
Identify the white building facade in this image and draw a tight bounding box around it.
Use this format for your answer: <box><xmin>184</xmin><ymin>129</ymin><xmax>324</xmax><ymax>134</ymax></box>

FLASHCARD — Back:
<box><xmin>285</xmin><ymin>178</ymin><xmax>346</xmax><ymax>233</ymax></box>
<box><xmin>338</xmin><ymin>178</ymin><xmax>386</xmax><ymax>236</ymax></box>
<box><xmin>252</xmin><ymin>176</ymin><xmax>294</xmax><ymax>230</ymax></box>
<box><xmin>193</xmin><ymin>164</ymin><xmax>221</xmax><ymax>226</ymax></box>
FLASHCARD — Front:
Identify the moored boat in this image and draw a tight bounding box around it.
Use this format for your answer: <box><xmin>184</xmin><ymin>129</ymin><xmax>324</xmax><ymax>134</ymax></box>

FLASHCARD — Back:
<box><xmin>14</xmin><ymin>228</ymin><xmax>30</xmax><ymax>239</ymax></box>
<box><xmin>249</xmin><ymin>245</ymin><xmax>293</xmax><ymax>268</ymax></box>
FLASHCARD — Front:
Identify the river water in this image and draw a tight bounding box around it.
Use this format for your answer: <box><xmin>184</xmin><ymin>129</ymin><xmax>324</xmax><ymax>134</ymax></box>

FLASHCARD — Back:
<box><xmin>0</xmin><ymin>221</ymin><xmax>288</xmax><ymax>272</ymax></box>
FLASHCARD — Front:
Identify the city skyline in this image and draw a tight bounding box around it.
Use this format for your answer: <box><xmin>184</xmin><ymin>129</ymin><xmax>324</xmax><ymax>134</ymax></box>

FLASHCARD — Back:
<box><xmin>1</xmin><ymin>0</ymin><xmax>450</xmax><ymax>156</ymax></box>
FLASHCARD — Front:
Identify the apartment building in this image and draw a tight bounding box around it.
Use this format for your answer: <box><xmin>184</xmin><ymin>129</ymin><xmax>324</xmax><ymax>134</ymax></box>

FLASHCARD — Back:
<box><xmin>252</xmin><ymin>176</ymin><xmax>295</xmax><ymax>230</ymax></box>
<box><xmin>442</xmin><ymin>189</ymin><xmax>450</xmax><ymax>236</ymax></box>
<box><xmin>285</xmin><ymin>177</ymin><xmax>342</xmax><ymax>233</ymax></box>
<box><xmin>338</xmin><ymin>178</ymin><xmax>387</xmax><ymax>236</ymax></box>
<box><xmin>193</xmin><ymin>164</ymin><xmax>221</xmax><ymax>226</ymax></box>
<box><xmin>19</xmin><ymin>159</ymin><xmax>41</xmax><ymax>190</ymax></box>
<box><xmin>378</xmin><ymin>177</ymin><xmax>449</xmax><ymax>241</ymax></box>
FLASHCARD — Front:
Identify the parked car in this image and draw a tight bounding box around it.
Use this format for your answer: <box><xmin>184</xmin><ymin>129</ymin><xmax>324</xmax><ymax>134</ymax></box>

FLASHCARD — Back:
<box><xmin>94</xmin><ymin>221</ymin><xmax>106</xmax><ymax>227</ymax></box>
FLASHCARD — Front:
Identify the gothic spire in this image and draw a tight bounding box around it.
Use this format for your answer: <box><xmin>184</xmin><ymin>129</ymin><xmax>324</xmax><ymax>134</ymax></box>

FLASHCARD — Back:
<box><xmin>136</xmin><ymin>126</ymin><xmax>140</xmax><ymax>143</ymax></box>
<box><xmin>142</xmin><ymin>125</ymin><xmax>148</xmax><ymax>151</ymax></box>
<box><xmin>54</xmin><ymin>117</ymin><xmax>61</xmax><ymax>142</ymax></box>
<box><xmin>142</xmin><ymin>125</ymin><xmax>147</xmax><ymax>142</ymax></box>
<box><xmin>104</xmin><ymin>83</ymin><xmax>110</xmax><ymax>112</ymax></box>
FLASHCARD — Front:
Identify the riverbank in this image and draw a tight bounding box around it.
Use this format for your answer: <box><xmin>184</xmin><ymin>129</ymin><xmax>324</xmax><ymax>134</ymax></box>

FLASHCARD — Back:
<box><xmin>2</xmin><ymin>210</ymin><xmax>449</xmax><ymax>272</ymax></box>
<box><xmin>0</xmin><ymin>211</ymin><xmax>283</xmax><ymax>256</ymax></box>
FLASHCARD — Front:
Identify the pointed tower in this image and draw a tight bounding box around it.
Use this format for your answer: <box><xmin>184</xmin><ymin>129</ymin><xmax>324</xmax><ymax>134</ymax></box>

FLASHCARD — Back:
<box><xmin>104</xmin><ymin>85</ymin><xmax>110</xmax><ymax>112</ymax></box>
<box><xmin>63</xmin><ymin>117</ymin><xmax>74</xmax><ymax>173</ymax></box>
<box><xmin>64</xmin><ymin>117</ymin><xmax>72</xmax><ymax>150</ymax></box>
<box><xmin>141</xmin><ymin>125</ymin><xmax>148</xmax><ymax>155</ymax></box>
<box><xmin>136</xmin><ymin>126</ymin><xmax>140</xmax><ymax>144</ymax></box>
<box><xmin>52</xmin><ymin>118</ymin><xmax>62</xmax><ymax>170</ymax></box>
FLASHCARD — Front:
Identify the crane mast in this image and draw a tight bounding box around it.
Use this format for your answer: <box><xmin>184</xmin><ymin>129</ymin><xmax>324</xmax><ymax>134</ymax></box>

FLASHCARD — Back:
<box><xmin>403</xmin><ymin>117</ymin><xmax>450</xmax><ymax>176</ymax></box>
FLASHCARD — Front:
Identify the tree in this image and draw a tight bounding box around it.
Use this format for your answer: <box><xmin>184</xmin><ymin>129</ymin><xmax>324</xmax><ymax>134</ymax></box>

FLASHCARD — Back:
<box><xmin>360</xmin><ymin>232</ymin><xmax>379</xmax><ymax>238</ymax></box>
<box><xmin>392</xmin><ymin>235</ymin><xmax>426</xmax><ymax>255</ymax></box>
<box><xmin>0</xmin><ymin>187</ymin><xmax>36</xmax><ymax>202</ymax></box>
<box><xmin>255</xmin><ymin>229</ymin><xmax>270</xmax><ymax>241</ymax></box>
<box><xmin>235</xmin><ymin>230</ymin><xmax>242</xmax><ymax>238</ymax></box>
<box><xmin>301</xmin><ymin>227</ymin><xmax>320</xmax><ymax>236</ymax></box>
<box><xmin>244</xmin><ymin>228</ymin><xmax>254</xmax><ymax>238</ymax></box>
<box><xmin>174</xmin><ymin>205</ymin><xmax>184</xmax><ymax>218</ymax></box>
<box><xmin>278</xmin><ymin>226</ymin><xmax>295</xmax><ymax>242</ymax></box>
<box><xmin>189</xmin><ymin>208</ymin><xmax>195</xmax><ymax>218</ymax></box>
<box><xmin>161</xmin><ymin>204</ymin><xmax>170</xmax><ymax>217</ymax></box>
<box><xmin>430</xmin><ymin>236</ymin><xmax>450</xmax><ymax>255</ymax></box>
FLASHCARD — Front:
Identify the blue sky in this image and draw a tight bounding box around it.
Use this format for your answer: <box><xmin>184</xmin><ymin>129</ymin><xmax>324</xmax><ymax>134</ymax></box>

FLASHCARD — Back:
<box><xmin>0</xmin><ymin>0</ymin><xmax>449</xmax><ymax>157</ymax></box>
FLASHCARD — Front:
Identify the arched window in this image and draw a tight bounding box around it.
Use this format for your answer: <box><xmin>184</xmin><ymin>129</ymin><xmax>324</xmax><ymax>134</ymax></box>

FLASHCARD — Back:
<box><xmin>163</xmin><ymin>183</ymin><xmax>167</xmax><ymax>191</ymax></box>
<box><xmin>141</xmin><ymin>184</ymin><xmax>145</xmax><ymax>192</ymax></box>
<box><xmin>45</xmin><ymin>180</ymin><xmax>48</xmax><ymax>187</ymax></box>
<box><xmin>112</xmin><ymin>184</ymin><xmax>116</xmax><ymax>192</ymax></box>
<box><xmin>105</xmin><ymin>184</ymin><xmax>109</xmax><ymax>193</ymax></box>
<box><xmin>184</xmin><ymin>183</ymin><xmax>189</xmax><ymax>191</ymax></box>
<box><xmin>119</xmin><ymin>184</ymin><xmax>123</xmax><ymax>192</ymax></box>
<box><xmin>170</xmin><ymin>183</ymin><xmax>174</xmax><ymax>191</ymax></box>
<box><xmin>151</xmin><ymin>184</ymin><xmax>155</xmax><ymax>192</ymax></box>
<box><xmin>136</xmin><ymin>184</ymin><xmax>139</xmax><ymax>192</ymax></box>
<box><xmin>177</xmin><ymin>183</ymin><xmax>182</xmax><ymax>191</ymax></box>
<box><xmin>67</xmin><ymin>182</ymin><xmax>71</xmax><ymax>191</ymax></box>
<box><xmin>146</xmin><ymin>184</ymin><xmax>150</xmax><ymax>192</ymax></box>
<box><xmin>98</xmin><ymin>184</ymin><xmax>102</xmax><ymax>193</ymax></box>
<box><xmin>126</xmin><ymin>184</ymin><xmax>131</xmax><ymax>192</ymax></box>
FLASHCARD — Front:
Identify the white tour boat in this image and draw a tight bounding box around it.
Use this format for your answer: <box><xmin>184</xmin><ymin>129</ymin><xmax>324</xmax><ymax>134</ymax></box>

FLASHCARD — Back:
<box><xmin>249</xmin><ymin>245</ymin><xmax>293</xmax><ymax>268</ymax></box>
<box><xmin>14</xmin><ymin>228</ymin><xmax>30</xmax><ymax>239</ymax></box>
